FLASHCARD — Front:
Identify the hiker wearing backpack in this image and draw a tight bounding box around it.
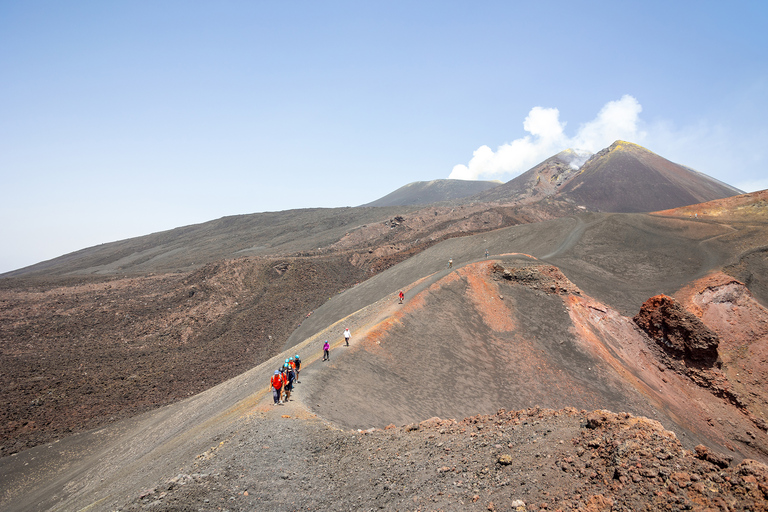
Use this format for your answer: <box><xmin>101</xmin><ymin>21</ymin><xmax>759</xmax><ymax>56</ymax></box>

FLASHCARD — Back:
<box><xmin>271</xmin><ymin>370</ymin><xmax>284</xmax><ymax>405</ymax></box>
<box><xmin>288</xmin><ymin>357</ymin><xmax>298</xmax><ymax>385</ymax></box>
<box><xmin>283</xmin><ymin>363</ymin><xmax>296</xmax><ymax>402</ymax></box>
<box><xmin>344</xmin><ymin>327</ymin><xmax>351</xmax><ymax>346</ymax></box>
<box><xmin>294</xmin><ymin>354</ymin><xmax>301</xmax><ymax>383</ymax></box>
<box><xmin>280</xmin><ymin>365</ymin><xmax>290</xmax><ymax>402</ymax></box>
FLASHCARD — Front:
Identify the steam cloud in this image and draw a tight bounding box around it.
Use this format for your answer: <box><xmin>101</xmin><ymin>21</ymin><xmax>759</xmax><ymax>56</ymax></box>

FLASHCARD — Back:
<box><xmin>450</xmin><ymin>95</ymin><xmax>645</xmax><ymax>181</ymax></box>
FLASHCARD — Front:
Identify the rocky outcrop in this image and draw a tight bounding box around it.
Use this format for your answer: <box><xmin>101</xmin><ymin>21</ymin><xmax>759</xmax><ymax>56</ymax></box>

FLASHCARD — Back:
<box><xmin>492</xmin><ymin>263</ymin><xmax>581</xmax><ymax>296</ymax></box>
<box><xmin>633</xmin><ymin>294</ymin><xmax>719</xmax><ymax>364</ymax></box>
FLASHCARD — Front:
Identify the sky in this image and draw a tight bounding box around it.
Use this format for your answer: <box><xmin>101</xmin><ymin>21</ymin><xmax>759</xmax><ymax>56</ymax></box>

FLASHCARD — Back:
<box><xmin>1</xmin><ymin>1</ymin><xmax>767</xmax><ymax>274</ymax></box>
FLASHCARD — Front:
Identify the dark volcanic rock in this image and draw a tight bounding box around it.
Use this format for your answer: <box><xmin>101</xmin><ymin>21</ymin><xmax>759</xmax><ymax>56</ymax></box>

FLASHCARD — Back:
<box><xmin>633</xmin><ymin>294</ymin><xmax>720</xmax><ymax>363</ymax></box>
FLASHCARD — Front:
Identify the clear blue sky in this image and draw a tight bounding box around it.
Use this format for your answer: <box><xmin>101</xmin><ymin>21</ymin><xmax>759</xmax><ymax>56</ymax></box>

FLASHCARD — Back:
<box><xmin>2</xmin><ymin>1</ymin><xmax>767</xmax><ymax>273</ymax></box>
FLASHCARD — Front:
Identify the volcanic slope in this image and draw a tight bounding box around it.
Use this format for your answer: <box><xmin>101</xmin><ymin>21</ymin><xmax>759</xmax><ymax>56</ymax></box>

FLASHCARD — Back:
<box><xmin>361</xmin><ymin>178</ymin><xmax>502</xmax><ymax>207</ymax></box>
<box><xmin>3</xmin><ymin>197</ymin><xmax>768</xmax><ymax>511</ymax></box>
<box><xmin>556</xmin><ymin>141</ymin><xmax>742</xmax><ymax>212</ymax></box>
<box><xmin>0</xmin><ymin>198</ymin><xmax>587</xmax><ymax>457</ymax></box>
<box><xmin>283</xmin><ymin>194</ymin><xmax>768</xmax><ymax>462</ymax></box>
<box><xmin>469</xmin><ymin>141</ymin><xmax>742</xmax><ymax>213</ymax></box>
<box><xmin>300</xmin><ymin>205</ymin><xmax>768</xmax><ymax>463</ymax></box>
<box><xmin>468</xmin><ymin>149</ymin><xmax>587</xmax><ymax>204</ymax></box>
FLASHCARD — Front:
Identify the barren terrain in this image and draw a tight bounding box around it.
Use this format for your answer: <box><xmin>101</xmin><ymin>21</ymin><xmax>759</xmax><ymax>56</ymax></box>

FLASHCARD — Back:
<box><xmin>1</xmin><ymin>191</ymin><xmax>767</xmax><ymax>511</ymax></box>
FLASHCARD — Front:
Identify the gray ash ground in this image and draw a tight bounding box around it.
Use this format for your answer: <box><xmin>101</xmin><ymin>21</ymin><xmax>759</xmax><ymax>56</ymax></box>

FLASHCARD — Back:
<box><xmin>124</xmin><ymin>407</ymin><xmax>768</xmax><ymax>512</ymax></box>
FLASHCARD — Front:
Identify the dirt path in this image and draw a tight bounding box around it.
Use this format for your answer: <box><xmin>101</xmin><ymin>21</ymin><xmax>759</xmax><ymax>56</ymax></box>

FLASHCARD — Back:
<box><xmin>541</xmin><ymin>215</ymin><xmax>588</xmax><ymax>259</ymax></box>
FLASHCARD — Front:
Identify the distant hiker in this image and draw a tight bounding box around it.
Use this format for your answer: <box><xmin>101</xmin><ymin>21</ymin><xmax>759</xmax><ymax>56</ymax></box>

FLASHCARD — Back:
<box><xmin>294</xmin><ymin>354</ymin><xmax>301</xmax><ymax>382</ymax></box>
<box><xmin>323</xmin><ymin>340</ymin><xmax>330</xmax><ymax>361</ymax></box>
<box><xmin>485</xmin><ymin>249</ymin><xmax>489</xmax><ymax>259</ymax></box>
<box><xmin>271</xmin><ymin>370</ymin><xmax>284</xmax><ymax>405</ymax></box>
<box><xmin>448</xmin><ymin>258</ymin><xmax>453</xmax><ymax>268</ymax></box>
<box><xmin>344</xmin><ymin>327</ymin><xmax>351</xmax><ymax>346</ymax></box>
<box><xmin>398</xmin><ymin>291</ymin><xmax>404</xmax><ymax>304</ymax></box>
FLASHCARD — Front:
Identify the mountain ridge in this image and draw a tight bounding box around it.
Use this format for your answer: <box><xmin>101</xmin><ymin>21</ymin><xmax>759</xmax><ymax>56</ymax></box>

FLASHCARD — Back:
<box><xmin>360</xmin><ymin>178</ymin><xmax>502</xmax><ymax>207</ymax></box>
<box><xmin>2</xmin><ymin>141</ymin><xmax>743</xmax><ymax>279</ymax></box>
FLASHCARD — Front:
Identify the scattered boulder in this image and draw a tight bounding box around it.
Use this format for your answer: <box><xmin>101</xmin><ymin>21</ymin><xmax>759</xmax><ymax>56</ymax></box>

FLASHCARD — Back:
<box><xmin>497</xmin><ymin>454</ymin><xmax>514</xmax><ymax>465</ymax></box>
<box><xmin>586</xmin><ymin>410</ymin><xmax>614</xmax><ymax>429</ymax></box>
<box><xmin>695</xmin><ymin>444</ymin><xmax>733</xmax><ymax>468</ymax></box>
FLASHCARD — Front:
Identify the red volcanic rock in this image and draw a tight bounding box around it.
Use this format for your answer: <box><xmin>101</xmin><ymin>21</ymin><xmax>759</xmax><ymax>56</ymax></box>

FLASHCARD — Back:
<box><xmin>633</xmin><ymin>295</ymin><xmax>719</xmax><ymax>363</ymax></box>
<box><xmin>695</xmin><ymin>444</ymin><xmax>733</xmax><ymax>469</ymax></box>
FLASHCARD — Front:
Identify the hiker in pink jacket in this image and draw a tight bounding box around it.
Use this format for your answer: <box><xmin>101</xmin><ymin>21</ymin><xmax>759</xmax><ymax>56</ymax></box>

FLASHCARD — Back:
<box><xmin>323</xmin><ymin>340</ymin><xmax>330</xmax><ymax>361</ymax></box>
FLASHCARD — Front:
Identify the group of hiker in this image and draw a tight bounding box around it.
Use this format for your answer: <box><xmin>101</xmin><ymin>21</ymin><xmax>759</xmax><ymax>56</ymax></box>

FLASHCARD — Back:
<box><xmin>269</xmin><ymin>252</ymin><xmax>486</xmax><ymax>406</ymax></box>
<box><xmin>270</xmin><ymin>355</ymin><xmax>301</xmax><ymax>405</ymax></box>
<box><xmin>270</xmin><ymin>327</ymin><xmax>354</xmax><ymax>404</ymax></box>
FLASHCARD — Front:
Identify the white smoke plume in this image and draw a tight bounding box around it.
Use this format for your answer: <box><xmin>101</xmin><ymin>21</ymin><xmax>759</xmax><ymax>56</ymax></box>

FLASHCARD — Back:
<box><xmin>450</xmin><ymin>95</ymin><xmax>645</xmax><ymax>181</ymax></box>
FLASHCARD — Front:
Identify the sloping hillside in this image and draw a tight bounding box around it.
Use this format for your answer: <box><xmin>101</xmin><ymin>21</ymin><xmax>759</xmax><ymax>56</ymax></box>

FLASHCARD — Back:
<box><xmin>0</xmin><ymin>200</ymin><xmax>584</xmax><ymax>455</ymax></box>
<box><xmin>297</xmin><ymin>209</ymin><xmax>768</xmax><ymax>464</ymax></box>
<box><xmin>0</xmin><ymin>207</ymin><xmax>419</xmax><ymax>278</ymax></box>
<box><xmin>468</xmin><ymin>149</ymin><xmax>586</xmax><ymax>204</ymax></box>
<box><xmin>361</xmin><ymin>178</ymin><xmax>501</xmax><ymax>207</ymax></box>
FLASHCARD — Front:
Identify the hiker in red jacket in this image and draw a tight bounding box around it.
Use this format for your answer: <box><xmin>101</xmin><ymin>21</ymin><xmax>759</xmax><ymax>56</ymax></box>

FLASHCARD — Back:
<box><xmin>398</xmin><ymin>291</ymin><xmax>404</xmax><ymax>304</ymax></box>
<box><xmin>270</xmin><ymin>370</ymin><xmax>284</xmax><ymax>405</ymax></box>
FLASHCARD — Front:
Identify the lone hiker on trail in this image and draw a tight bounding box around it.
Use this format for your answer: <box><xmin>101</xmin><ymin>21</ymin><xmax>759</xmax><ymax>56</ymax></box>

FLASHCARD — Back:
<box><xmin>398</xmin><ymin>291</ymin><xmax>404</xmax><ymax>304</ymax></box>
<box><xmin>344</xmin><ymin>327</ymin><xmax>351</xmax><ymax>346</ymax></box>
<box><xmin>271</xmin><ymin>370</ymin><xmax>284</xmax><ymax>405</ymax></box>
<box><xmin>485</xmin><ymin>249</ymin><xmax>489</xmax><ymax>259</ymax></box>
<box><xmin>323</xmin><ymin>340</ymin><xmax>330</xmax><ymax>361</ymax></box>
<box><xmin>448</xmin><ymin>258</ymin><xmax>453</xmax><ymax>268</ymax></box>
